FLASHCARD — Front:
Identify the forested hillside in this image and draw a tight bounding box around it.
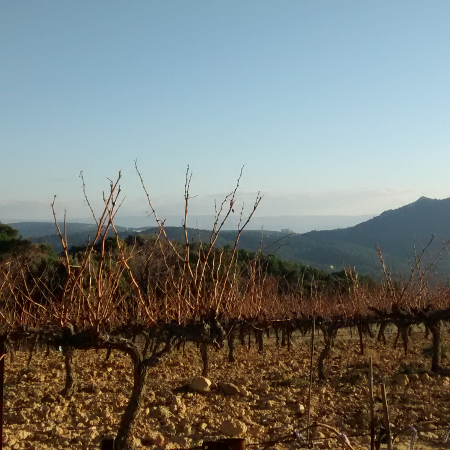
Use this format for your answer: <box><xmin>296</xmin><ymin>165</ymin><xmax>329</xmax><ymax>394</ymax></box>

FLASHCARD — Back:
<box><xmin>7</xmin><ymin>196</ymin><xmax>450</xmax><ymax>280</ymax></box>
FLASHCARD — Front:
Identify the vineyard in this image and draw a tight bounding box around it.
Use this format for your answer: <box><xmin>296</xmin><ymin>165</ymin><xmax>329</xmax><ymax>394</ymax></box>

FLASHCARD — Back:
<box><xmin>1</xmin><ymin>168</ymin><xmax>450</xmax><ymax>450</ymax></box>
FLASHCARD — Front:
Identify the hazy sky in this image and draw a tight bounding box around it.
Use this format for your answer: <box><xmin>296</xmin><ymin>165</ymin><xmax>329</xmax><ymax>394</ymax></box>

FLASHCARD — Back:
<box><xmin>2</xmin><ymin>1</ymin><xmax>450</xmax><ymax>223</ymax></box>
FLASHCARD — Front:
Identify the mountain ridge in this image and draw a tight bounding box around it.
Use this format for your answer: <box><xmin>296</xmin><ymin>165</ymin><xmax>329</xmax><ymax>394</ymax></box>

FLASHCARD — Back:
<box><xmin>5</xmin><ymin>196</ymin><xmax>450</xmax><ymax>280</ymax></box>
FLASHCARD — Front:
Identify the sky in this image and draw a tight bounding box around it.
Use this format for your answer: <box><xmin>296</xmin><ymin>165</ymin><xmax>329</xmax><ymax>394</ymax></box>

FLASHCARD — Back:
<box><xmin>1</xmin><ymin>1</ymin><xmax>450</xmax><ymax>226</ymax></box>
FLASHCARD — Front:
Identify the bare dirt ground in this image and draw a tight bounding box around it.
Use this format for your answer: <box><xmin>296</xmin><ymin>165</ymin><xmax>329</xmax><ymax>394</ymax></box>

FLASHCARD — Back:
<box><xmin>3</xmin><ymin>327</ymin><xmax>450</xmax><ymax>450</ymax></box>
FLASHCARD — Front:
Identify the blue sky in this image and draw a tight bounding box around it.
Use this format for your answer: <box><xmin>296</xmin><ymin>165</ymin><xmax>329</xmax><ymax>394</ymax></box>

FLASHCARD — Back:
<box><xmin>1</xmin><ymin>1</ymin><xmax>450</xmax><ymax>223</ymax></box>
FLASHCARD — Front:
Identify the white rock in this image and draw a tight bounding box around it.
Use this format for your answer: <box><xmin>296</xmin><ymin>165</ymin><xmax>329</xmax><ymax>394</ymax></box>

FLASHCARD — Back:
<box><xmin>190</xmin><ymin>377</ymin><xmax>212</xmax><ymax>392</ymax></box>
<box><xmin>16</xmin><ymin>430</ymin><xmax>32</xmax><ymax>440</ymax></box>
<box><xmin>220</xmin><ymin>419</ymin><xmax>247</xmax><ymax>437</ymax></box>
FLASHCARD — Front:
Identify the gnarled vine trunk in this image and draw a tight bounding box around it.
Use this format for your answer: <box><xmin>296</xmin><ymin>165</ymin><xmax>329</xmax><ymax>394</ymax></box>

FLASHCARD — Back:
<box><xmin>114</xmin><ymin>356</ymin><xmax>147</xmax><ymax>450</ymax></box>
<box><xmin>428</xmin><ymin>320</ymin><xmax>441</xmax><ymax>373</ymax></box>
<box><xmin>60</xmin><ymin>347</ymin><xmax>76</xmax><ymax>397</ymax></box>
<box><xmin>200</xmin><ymin>342</ymin><xmax>209</xmax><ymax>377</ymax></box>
<box><xmin>357</xmin><ymin>323</ymin><xmax>364</xmax><ymax>356</ymax></box>
<box><xmin>256</xmin><ymin>329</ymin><xmax>264</xmax><ymax>354</ymax></box>
<box><xmin>227</xmin><ymin>329</ymin><xmax>236</xmax><ymax>362</ymax></box>
<box><xmin>318</xmin><ymin>324</ymin><xmax>339</xmax><ymax>381</ymax></box>
<box><xmin>377</xmin><ymin>322</ymin><xmax>387</xmax><ymax>344</ymax></box>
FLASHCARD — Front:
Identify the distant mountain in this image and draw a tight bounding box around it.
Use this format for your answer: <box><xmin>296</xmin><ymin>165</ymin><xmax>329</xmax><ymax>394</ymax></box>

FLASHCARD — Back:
<box><xmin>304</xmin><ymin>196</ymin><xmax>450</xmax><ymax>259</ymax></box>
<box><xmin>8</xmin><ymin>222</ymin><xmax>130</xmax><ymax>252</ymax></box>
<box><xmin>8</xmin><ymin>197</ymin><xmax>450</xmax><ymax>280</ymax></box>
<box><xmin>6</xmin><ymin>213</ymin><xmax>374</xmax><ymax>253</ymax></box>
<box><xmin>130</xmin><ymin>197</ymin><xmax>450</xmax><ymax>280</ymax></box>
<box><xmin>269</xmin><ymin>196</ymin><xmax>450</xmax><ymax>279</ymax></box>
<box><xmin>111</xmin><ymin>214</ymin><xmax>375</xmax><ymax>232</ymax></box>
<box><xmin>9</xmin><ymin>222</ymin><xmax>98</xmax><ymax>238</ymax></box>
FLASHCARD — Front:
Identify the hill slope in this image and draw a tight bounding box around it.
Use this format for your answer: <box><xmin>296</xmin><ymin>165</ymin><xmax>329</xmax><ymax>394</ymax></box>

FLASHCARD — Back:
<box><xmin>9</xmin><ymin>197</ymin><xmax>450</xmax><ymax>280</ymax></box>
<box><xmin>8</xmin><ymin>222</ymin><xmax>129</xmax><ymax>252</ymax></box>
<box><xmin>126</xmin><ymin>197</ymin><xmax>450</xmax><ymax>279</ymax></box>
<box><xmin>305</xmin><ymin>197</ymin><xmax>450</xmax><ymax>257</ymax></box>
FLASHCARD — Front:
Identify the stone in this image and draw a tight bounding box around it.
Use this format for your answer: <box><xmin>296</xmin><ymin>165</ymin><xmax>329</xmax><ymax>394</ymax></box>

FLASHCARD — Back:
<box><xmin>147</xmin><ymin>390</ymin><xmax>156</xmax><ymax>402</ymax></box>
<box><xmin>311</xmin><ymin>429</ymin><xmax>326</xmax><ymax>439</ymax></box>
<box><xmin>171</xmin><ymin>435</ymin><xmax>189</xmax><ymax>446</ymax></box>
<box><xmin>395</xmin><ymin>374</ymin><xmax>409</xmax><ymax>386</ymax></box>
<box><xmin>5</xmin><ymin>436</ymin><xmax>17</xmax><ymax>446</ymax></box>
<box><xmin>239</xmin><ymin>386</ymin><xmax>250</xmax><ymax>397</ymax></box>
<box><xmin>170</xmin><ymin>396</ymin><xmax>186</xmax><ymax>415</ymax></box>
<box><xmin>256</xmin><ymin>381</ymin><xmax>270</xmax><ymax>393</ymax></box>
<box><xmin>248</xmin><ymin>425</ymin><xmax>264</xmax><ymax>437</ymax></box>
<box><xmin>219</xmin><ymin>382</ymin><xmax>241</xmax><ymax>396</ymax></box>
<box><xmin>410</xmin><ymin>373</ymin><xmax>420</xmax><ymax>382</ymax></box>
<box><xmin>101</xmin><ymin>408</ymin><xmax>111</xmax><ymax>419</ymax></box>
<box><xmin>190</xmin><ymin>377</ymin><xmax>212</xmax><ymax>392</ymax></box>
<box><xmin>164</xmin><ymin>422</ymin><xmax>177</xmax><ymax>434</ymax></box>
<box><xmin>421</xmin><ymin>373</ymin><xmax>431</xmax><ymax>384</ymax></box>
<box><xmin>147</xmin><ymin>406</ymin><xmax>173</xmax><ymax>421</ymax></box>
<box><xmin>16</xmin><ymin>430</ymin><xmax>32</xmax><ymax>440</ymax></box>
<box><xmin>220</xmin><ymin>419</ymin><xmax>247</xmax><ymax>437</ymax></box>
<box><xmin>177</xmin><ymin>418</ymin><xmax>192</xmax><ymax>434</ymax></box>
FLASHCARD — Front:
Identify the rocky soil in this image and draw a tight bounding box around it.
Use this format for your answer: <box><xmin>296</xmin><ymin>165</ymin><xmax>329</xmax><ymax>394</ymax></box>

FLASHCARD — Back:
<box><xmin>3</xmin><ymin>327</ymin><xmax>450</xmax><ymax>450</ymax></box>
